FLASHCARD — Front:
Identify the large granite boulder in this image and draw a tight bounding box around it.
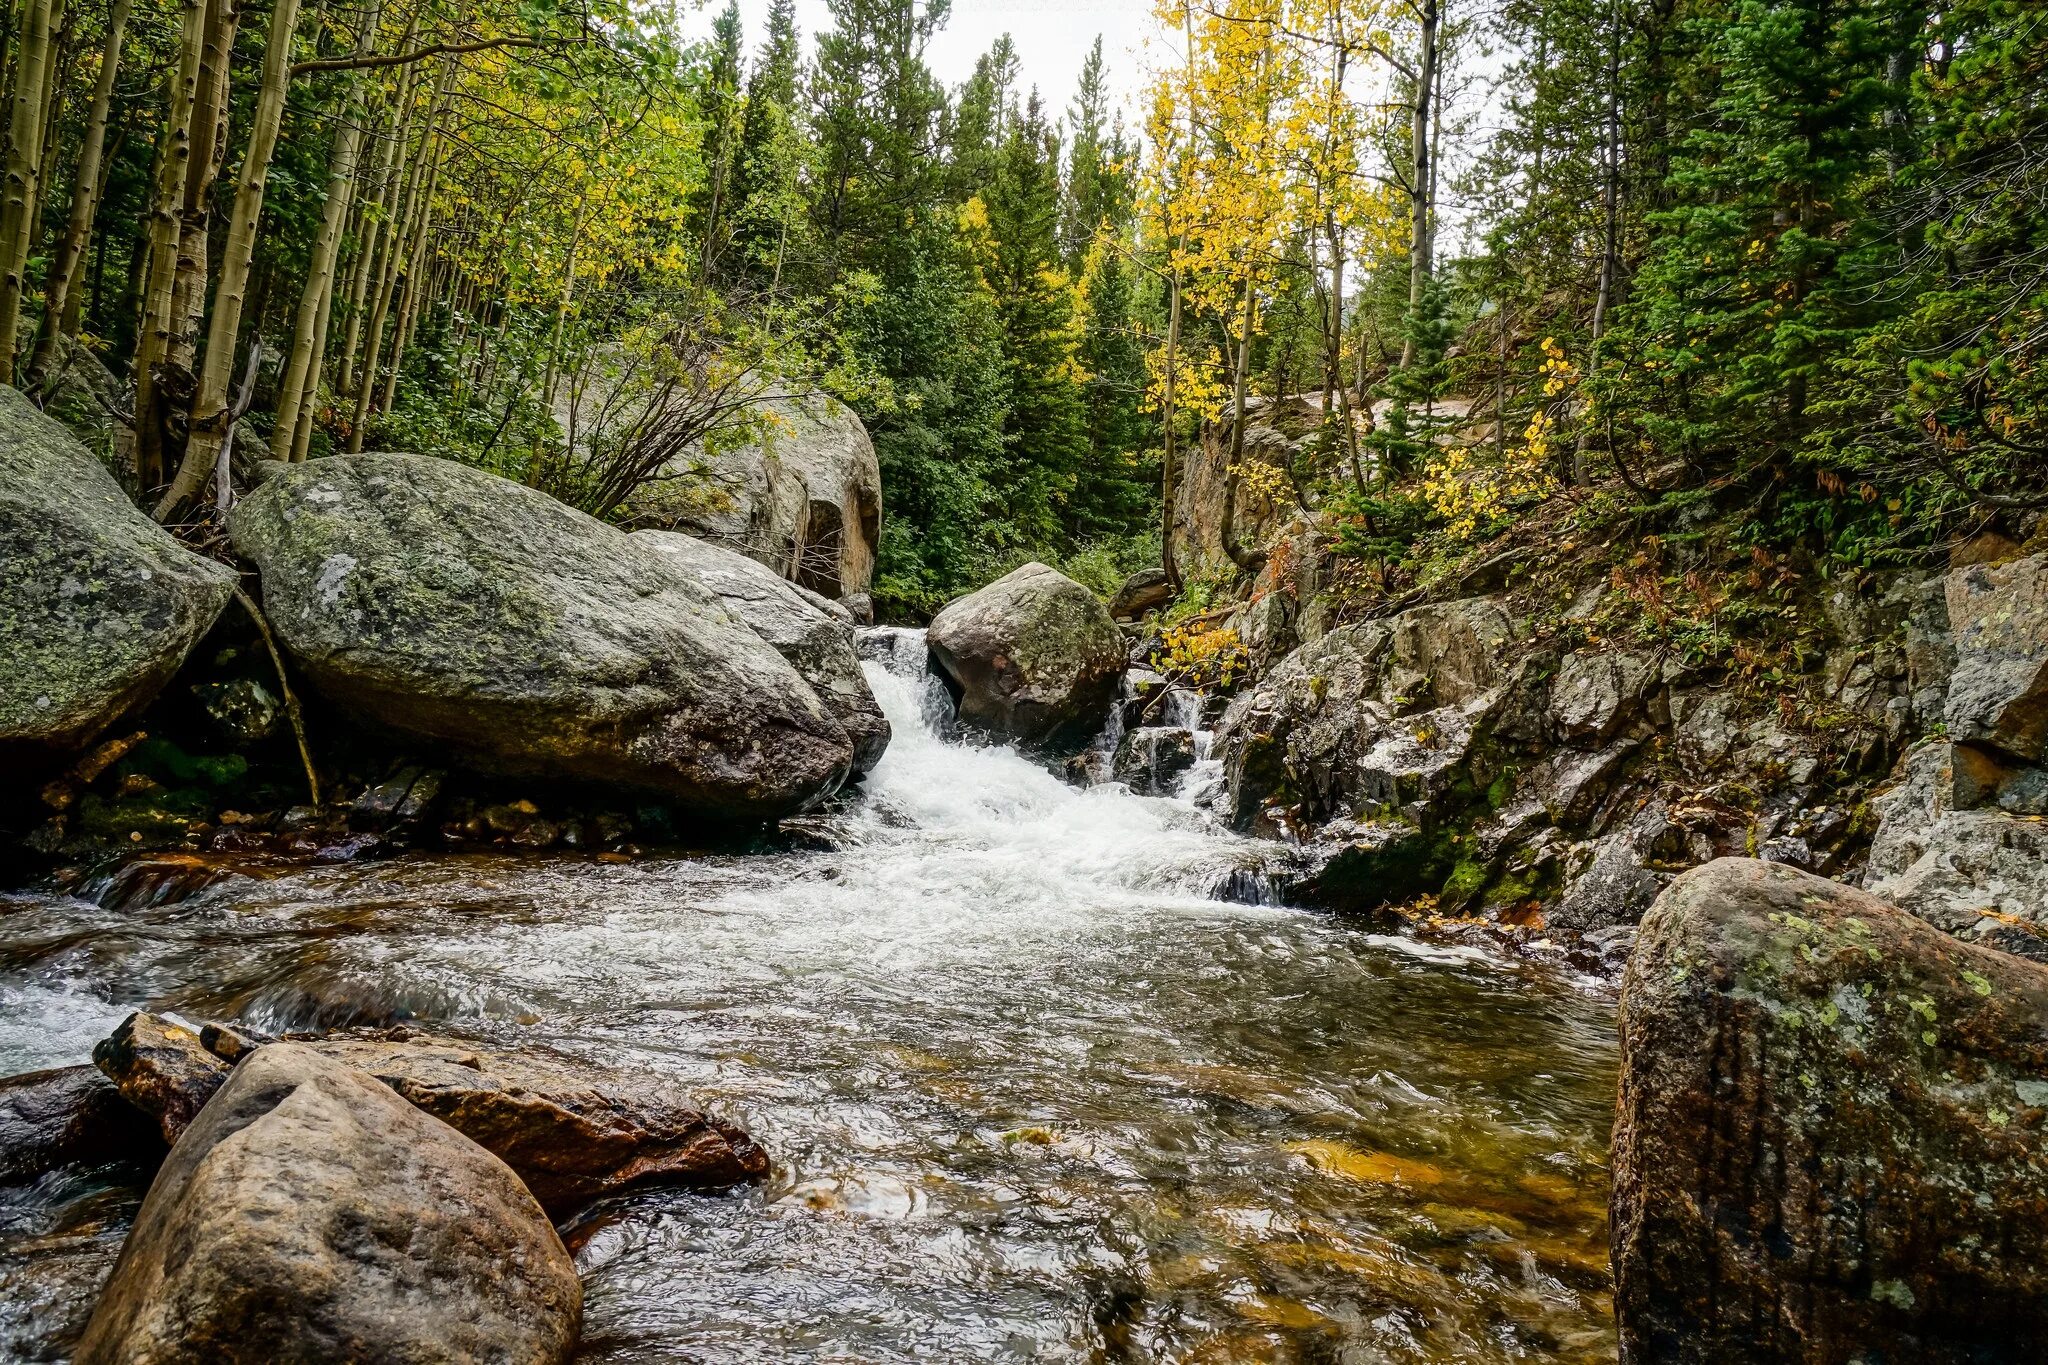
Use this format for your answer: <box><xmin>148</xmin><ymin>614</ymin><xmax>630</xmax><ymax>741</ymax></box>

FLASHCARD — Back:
<box><xmin>229</xmin><ymin>453</ymin><xmax>853</xmax><ymax>821</ymax></box>
<box><xmin>1613</xmin><ymin>858</ymin><xmax>2048</xmax><ymax>1363</ymax></box>
<box><xmin>927</xmin><ymin>562</ymin><xmax>1125</xmax><ymax>750</ymax></box>
<box><xmin>627</xmin><ymin>391</ymin><xmax>881</xmax><ymax>601</ymax></box>
<box><xmin>638</xmin><ymin>530</ymin><xmax>889</xmax><ymax>775</ymax></box>
<box><xmin>0</xmin><ymin>385</ymin><xmax>234</xmax><ymax>768</ymax></box>
<box><xmin>76</xmin><ymin>1043</ymin><xmax>579</xmax><ymax>1365</ymax></box>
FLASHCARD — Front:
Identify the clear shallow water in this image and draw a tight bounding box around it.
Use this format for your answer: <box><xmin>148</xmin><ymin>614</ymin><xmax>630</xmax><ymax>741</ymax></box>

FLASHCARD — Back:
<box><xmin>0</xmin><ymin>648</ymin><xmax>1619</xmax><ymax>1363</ymax></box>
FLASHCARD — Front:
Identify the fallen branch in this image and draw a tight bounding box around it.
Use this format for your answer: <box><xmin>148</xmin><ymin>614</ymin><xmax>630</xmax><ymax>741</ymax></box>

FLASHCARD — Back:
<box><xmin>232</xmin><ymin>585</ymin><xmax>321</xmax><ymax>810</ymax></box>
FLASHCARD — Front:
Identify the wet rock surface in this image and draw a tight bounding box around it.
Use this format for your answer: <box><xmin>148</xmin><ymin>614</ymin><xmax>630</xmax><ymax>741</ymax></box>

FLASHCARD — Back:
<box><xmin>228</xmin><ymin>453</ymin><xmax>853</xmax><ymax>820</ymax></box>
<box><xmin>927</xmin><ymin>562</ymin><xmax>1126</xmax><ymax>750</ymax></box>
<box><xmin>1613</xmin><ymin>858</ymin><xmax>2048</xmax><ymax>1363</ymax></box>
<box><xmin>0</xmin><ymin>385</ymin><xmax>235</xmax><ymax>771</ymax></box>
<box><xmin>304</xmin><ymin>1034</ymin><xmax>770</xmax><ymax>1217</ymax></box>
<box><xmin>75</xmin><ymin>1042</ymin><xmax>580</xmax><ymax>1365</ymax></box>
<box><xmin>0</xmin><ymin>1066</ymin><xmax>159</xmax><ymax>1184</ymax></box>
<box><xmin>90</xmin><ymin>1013</ymin><xmax>230</xmax><ymax>1146</ymax></box>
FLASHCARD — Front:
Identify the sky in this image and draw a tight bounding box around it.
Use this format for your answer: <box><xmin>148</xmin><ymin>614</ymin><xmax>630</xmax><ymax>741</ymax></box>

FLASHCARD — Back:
<box><xmin>685</xmin><ymin>1</ymin><xmax>1163</xmax><ymax>126</ymax></box>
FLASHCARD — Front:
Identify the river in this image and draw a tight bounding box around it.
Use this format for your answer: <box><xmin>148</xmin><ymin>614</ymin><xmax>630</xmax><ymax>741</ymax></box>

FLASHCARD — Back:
<box><xmin>0</xmin><ymin>637</ymin><xmax>1619</xmax><ymax>1363</ymax></box>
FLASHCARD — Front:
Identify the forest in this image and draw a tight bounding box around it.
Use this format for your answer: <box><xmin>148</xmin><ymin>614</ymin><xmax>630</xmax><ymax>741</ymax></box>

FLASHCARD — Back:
<box><xmin>0</xmin><ymin>0</ymin><xmax>2034</xmax><ymax>617</ymax></box>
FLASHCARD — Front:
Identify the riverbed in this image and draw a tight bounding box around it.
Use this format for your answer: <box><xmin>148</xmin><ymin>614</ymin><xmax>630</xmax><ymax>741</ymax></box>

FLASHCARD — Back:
<box><xmin>0</xmin><ymin>648</ymin><xmax>1619</xmax><ymax>1362</ymax></box>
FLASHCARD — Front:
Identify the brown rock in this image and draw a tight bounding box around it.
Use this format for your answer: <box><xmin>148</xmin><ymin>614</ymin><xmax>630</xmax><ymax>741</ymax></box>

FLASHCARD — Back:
<box><xmin>308</xmin><ymin>1035</ymin><xmax>769</xmax><ymax>1216</ymax></box>
<box><xmin>91</xmin><ymin>1012</ymin><xmax>230</xmax><ymax>1144</ymax></box>
<box><xmin>75</xmin><ymin>1043</ymin><xmax>579</xmax><ymax>1365</ymax></box>
<box><xmin>0</xmin><ymin>1065</ymin><xmax>160</xmax><ymax>1182</ymax></box>
<box><xmin>1613</xmin><ymin>857</ymin><xmax>2048</xmax><ymax>1364</ymax></box>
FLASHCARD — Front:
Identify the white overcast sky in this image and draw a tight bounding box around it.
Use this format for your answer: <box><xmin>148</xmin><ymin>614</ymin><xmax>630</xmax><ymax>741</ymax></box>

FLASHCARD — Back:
<box><xmin>683</xmin><ymin>0</ymin><xmax>1163</xmax><ymax>127</ymax></box>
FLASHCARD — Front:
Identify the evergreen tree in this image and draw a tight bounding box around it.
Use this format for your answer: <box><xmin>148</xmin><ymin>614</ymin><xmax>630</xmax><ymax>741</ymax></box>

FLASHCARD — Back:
<box><xmin>979</xmin><ymin>89</ymin><xmax>1088</xmax><ymax>546</ymax></box>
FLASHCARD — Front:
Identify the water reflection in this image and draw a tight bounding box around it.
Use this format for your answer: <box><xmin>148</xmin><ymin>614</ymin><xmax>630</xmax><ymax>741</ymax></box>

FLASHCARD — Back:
<box><xmin>0</xmin><ymin>648</ymin><xmax>1617</xmax><ymax>1362</ymax></box>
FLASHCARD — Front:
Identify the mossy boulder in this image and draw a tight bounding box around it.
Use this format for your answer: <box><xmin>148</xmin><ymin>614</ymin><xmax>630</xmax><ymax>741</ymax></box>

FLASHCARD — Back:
<box><xmin>228</xmin><ymin>453</ymin><xmax>852</xmax><ymax>821</ymax></box>
<box><xmin>0</xmin><ymin>385</ymin><xmax>234</xmax><ymax>770</ymax></box>
<box><xmin>637</xmin><ymin>529</ymin><xmax>889</xmax><ymax>776</ymax></box>
<box><xmin>927</xmin><ymin>562</ymin><xmax>1125</xmax><ymax>750</ymax></box>
<box><xmin>1614</xmin><ymin>858</ymin><xmax>2048</xmax><ymax>1363</ymax></box>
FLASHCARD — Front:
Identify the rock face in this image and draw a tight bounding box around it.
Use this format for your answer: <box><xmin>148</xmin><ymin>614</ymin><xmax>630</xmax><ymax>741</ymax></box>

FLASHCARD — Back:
<box><xmin>638</xmin><ymin>530</ymin><xmax>889</xmax><ymax>775</ymax></box>
<box><xmin>1863</xmin><ymin>553</ymin><xmax>2048</xmax><ymax>951</ymax></box>
<box><xmin>1114</xmin><ymin>727</ymin><xmax>1198</xmax><ymax>795</ymax></box>
<box><xmin>1863</xmin><ymin>739</ymin><xmax>2048</xmax><ymax>957</ymax></box>
<box><xmin>305</xmin><ymin>1035</ymin><xmax>770</xmax><ymax>1217</ymax></box>
<box><xmin>76</xmin><ymin>1043</ymin><xmax>580</xmax><ymax>1365</ymax></box>
<box><xmin>1613</xmin><ymin>858</ymin><xmax>2048</xmax><ymax>1364</ymax></box>
<box><xmin>0</xmin><ymin>385</ymin><xmax>235</xmax><ymax>767</ymax></box>
<box><xmin>1944</xmin><ymin>552</ymin><xmax>2048</xmax><ymax>761</ymax></box>
<box><xmin>627</xmin><ymin>391</ymin><xmax>882</xmax><ymax>601</ymax></box>
<box><xmin>229</xmin><ymin>453</ymin><xmax>853</xmax><ymax>821</ymax></box>
<box><xmin>927</xmin><ymin>562</ymin><xmax>1126</xmax><ymax>749</ymax></box>
<box><xmin>0</xmin><ymin>1065</ymin><xmax>159</xmax><ymax>1182</ymax></box>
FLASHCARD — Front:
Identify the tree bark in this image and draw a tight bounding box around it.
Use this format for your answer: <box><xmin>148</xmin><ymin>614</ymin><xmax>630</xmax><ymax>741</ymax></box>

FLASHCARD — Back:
<box><xmin>1398</xmin><ymin>0</ymin><xmax>1438</xmax><ymax>371</ymax></box>
<box><xmin>270</xmin><ymin>0</ymin><xmax>382</xmax><ymax>459</ymax></box>
<box><xmin>0</xmin><ymin>0</ymin><xmax>57</xmax><ymax>379</ymax></box>
<box><xmin>132</xmin><ymin>0</ymin><xmax>208</xmax><ymax>493</ymax></box>
<box><xmin>26</xmin><ymin>0</ymin><xmax>127</xmax><ymax>385</ymax></box>
<box><xmin>157</xmin><ymin>0</ymin><xmax>301</xmax><ymax>518</ymax></box>
<box><xmin>1160</xmin><ymin>268</ymin><xmax>1182</xmax><ymax>592</ymax></box>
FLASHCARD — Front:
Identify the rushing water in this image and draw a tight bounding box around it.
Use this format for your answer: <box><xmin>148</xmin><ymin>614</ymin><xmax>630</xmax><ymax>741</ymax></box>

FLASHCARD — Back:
<box><xmin>0</xmin><ymin>638</ymin><xmax>1619</xmax><ymax>1363</ymax></box>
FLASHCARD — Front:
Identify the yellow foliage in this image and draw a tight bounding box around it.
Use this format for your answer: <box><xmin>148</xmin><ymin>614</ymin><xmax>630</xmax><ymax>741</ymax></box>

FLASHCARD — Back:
<box><xmin>1151</xmin><ymin>623</ymin><xmax>1249</xmax><ymax>690</ymax></box>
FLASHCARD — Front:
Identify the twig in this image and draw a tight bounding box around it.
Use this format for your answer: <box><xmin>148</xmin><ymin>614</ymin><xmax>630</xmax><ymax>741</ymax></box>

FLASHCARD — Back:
<box><xmin>232</xmin><ymin>585</ymin><xmax>321</xmax><ymax>810</ymax></box>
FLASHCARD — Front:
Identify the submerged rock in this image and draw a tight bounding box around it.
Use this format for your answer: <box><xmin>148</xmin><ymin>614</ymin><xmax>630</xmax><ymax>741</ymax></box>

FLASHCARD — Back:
<box><xmin>1613</xmin><ymin>858</ymin><xmax>2048</xmax><ymax>1363</ymax></box>
<box><xmin>228</xmin><ymin>453</ymin><xmax>852</xmax><ymax>821</ymax></box>
<box><xmin>0</xmin><ymin>385</ymin><xmax>234</xmax><ymax>769</ymax></box>
<box><xmin>305</xmin><ymin>1035</ymin><xmax>769</xmax><ymax>1217</ymax></box>
<box><xmin>927</xmin><ymin>562</ymin><xmax>1126</xmax><ymax>750</ymax></box>
<box><xmin>75</xmin><ymin>1043</ymin><xmax>579</xmax><ymax>1365</ymax></box>
<box><xmin>0</xmin><ymin>1065</ymin><xmax>160</xmax><ymax>1183</ymax></box>
<box><xmin>639</xmin><ymin>529</ymin><xmax>890</xmax><ymax>775</ymax></box>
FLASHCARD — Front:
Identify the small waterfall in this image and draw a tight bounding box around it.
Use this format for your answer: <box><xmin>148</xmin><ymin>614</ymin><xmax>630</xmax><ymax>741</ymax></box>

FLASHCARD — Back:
<box><xmin>843</xmin><ymin>627</ymin><xmax>1283</xmax><ymax>906</ymax></box>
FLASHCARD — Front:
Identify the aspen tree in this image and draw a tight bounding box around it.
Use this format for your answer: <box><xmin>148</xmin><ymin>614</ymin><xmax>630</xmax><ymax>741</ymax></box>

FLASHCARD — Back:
<box><xmin>0</xmin><ymin>0</ymin><xmax>58</xmax><ymax>378</ymax></box>
<box><xmin>158</xmin><ymin>0</ymin><xmax>303</xmax><ymax>517</ymax></box>
<box><xmin>270</xmin><ymin>0</ymin><xmax>384</xmax><ymax>460</ymax></box>
<box><xmin>25</xmin><ymin>0</ymin><xmax>129</xmax><ymax>385</ymax></box>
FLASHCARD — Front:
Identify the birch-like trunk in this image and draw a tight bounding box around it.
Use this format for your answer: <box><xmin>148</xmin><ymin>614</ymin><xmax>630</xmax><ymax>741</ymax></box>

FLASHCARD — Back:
<box><xmin>270</xmin><ymin>0</ymin><xmax>383</xmax><ymax>459</ymax></box>
<box><xmin>0</xmin><ymin>0</ymin><xmax>57</xmax><ymax>379</ymax></box>
<box><xmin>26</xmin><ymin>0</ymin><xmax>128</xmax><ymax>384</ymax></box>
<box><xmin>1398</xmin><ymin>0</ymin><xmax>1438</xmax><ymax>372</ymax></box>
<box><xmin>132</xmin><ymin>0</ymin><xmax>208</xmax><ymax>492</ymax></box>
<box><xmin>157</xmin><ymin>0</ymin><xmax>302</xmax><ymax>518</ymax></box>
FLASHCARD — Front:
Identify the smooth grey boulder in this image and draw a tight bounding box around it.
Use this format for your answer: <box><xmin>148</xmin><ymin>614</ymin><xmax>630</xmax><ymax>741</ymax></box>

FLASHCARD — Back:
<box><xmin>639</xmin><ymin>530</ymin><xmax>889</xmax><ymax>774</ymax></box>
<box><xmin>927</xmin><ymin>562</ymin><xmax>1125</xmax><ymax>750</ymax></box>
<box><xmin>76</xmin><ymin>1043</ymin><xmax>579</xmax><ymax>1365</ymax></box>
<box><xmin>1614</xmin><ymin>858</ymin><xmax>2048</xmax><ymax>1363</ymax></box>
<box><xmin>1944</xmin><ymin>552</ymin><xmax>2048</xmax><ymax>762</ymax></box>
<box><xmin>0</xmin><ymin>385</ymin><xmax>234</xmax><ymax>766</ymax></box>
<box><xmin>627</xmin><ymin>391</ymin><xmax>881</xmax><ymax>600</ymax></box>
<box><xmin>229</xmin><ymin>454</ymin><xmax>853</xmax><ymax>821</ymax></box>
